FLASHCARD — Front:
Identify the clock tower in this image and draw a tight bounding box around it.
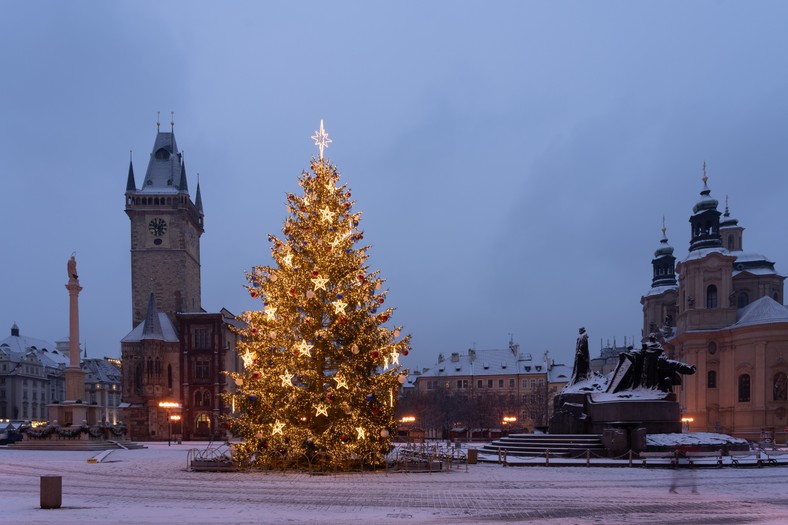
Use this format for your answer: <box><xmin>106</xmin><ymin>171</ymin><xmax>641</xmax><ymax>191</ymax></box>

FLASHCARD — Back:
<box><xmin>125</xmin><ymin>125</ymin><xmax>204</xmax><ymax>327</ymax></box>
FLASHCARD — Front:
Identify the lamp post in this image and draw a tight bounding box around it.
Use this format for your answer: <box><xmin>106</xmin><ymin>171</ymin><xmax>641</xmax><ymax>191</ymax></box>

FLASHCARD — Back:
<box><xmin>681</xmin><ymin>416</ymin><xmax>694</xmax><ymax>433</ymax></box>
<box><xmin>158</xmin><ymin>401</ymin><xmax>181</xmax><ymax>446</ymax></box>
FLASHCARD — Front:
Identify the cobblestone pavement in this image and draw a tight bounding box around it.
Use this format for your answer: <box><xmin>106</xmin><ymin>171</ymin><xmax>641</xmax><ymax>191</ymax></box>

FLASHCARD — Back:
<box><xmin>1</xmin><ymin>445</ymin><xmax>787</xmax><ymax>524</ymax></box>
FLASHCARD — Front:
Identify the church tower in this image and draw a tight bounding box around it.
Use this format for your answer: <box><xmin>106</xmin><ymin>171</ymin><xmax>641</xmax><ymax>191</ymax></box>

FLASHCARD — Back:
<box><xmin>675</xmin><ymin>165</ymin><xmax>737</xmax><ymax>333</ymax></box>
<box><xmin>640</xmin><ymin>220</ymin><xmax>678</xmax><ymax>339</ymax></box>
<box><xmin>125</xmin><ymin>120</ymin><xmax>204</xmax><ymax>327</ymax></box>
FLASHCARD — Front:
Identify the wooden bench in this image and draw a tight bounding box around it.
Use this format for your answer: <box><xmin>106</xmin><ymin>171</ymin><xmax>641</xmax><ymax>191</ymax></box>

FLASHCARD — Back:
<box><xmin>729</xmin><ymin>450</ymin><xmax>759</xmax><ymax>466</ymax></box>
<box><xmin>639</xmin><ymin>451</ymin><xmax>677</xmax><ymax>467</ymax></box>
<box><xmin>685</xmin><ymin>450</ymin><xmax>722</xmax><ymax>467</ymax></box>
<box><xmin>760</xmin><ymin>451</ymin><xmax>788</xmax><ymax>465</ymax></box>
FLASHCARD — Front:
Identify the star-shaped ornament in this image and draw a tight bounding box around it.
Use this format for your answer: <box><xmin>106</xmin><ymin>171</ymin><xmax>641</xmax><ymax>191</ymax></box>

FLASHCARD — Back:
<box><xmin>280</xmin><ymin>371</ymin><xmax>294</xmax><ymax>388</ymax></box>
<box><xmin>315</xmin><ymin>403</ymin><xmax>329</xmax><ymax>417</ymax></box>
<box><xmin>390</xmin><ymin>352</ymin><xmax>400</xmax><ymax>366</ymax></box>
<box><xmin>241</xmin><ymin>350</ymin><xmax>255</xmax><ymax>368</ymax></box>
<box><xmin>311</xmin><ymin>120</ymin><xmax>332</xmax><ymax>160</ymax></box>
<box><xmin>265</xmin><ymin>306</ymin><xmax>277</xmax><ymax>321</ymax></box>
<box><xmin>282</xmin><ymin>253</ymin><xmax>294</xmax><ymax>267</ymax></box>
<box><xmin>272</xmin><ymin>420</ymin><xmax>285</xmax><ymax>435</ymax></box>
<box><xmin>332</xmin><ymin>300</ymin><xmax>347</xmax><ymax>315</ymax></box>
<box><xmin>312</xmin><ymin>276</ymin><xmax>329</xmax><ymax>290</ymax></box>
<box><xmin>356</xmin><ymin>427</ymin><xmax>366</xmax><ymax>440</ymax></box>
<box><xmin>295</xmin><ymin>339</ymin><xmax>313</xmax><ymax>358</ymax></box>
<box><xmin>320</xmin><ymin>206</ymin><xmax>336</xmax><ymax>223</ymax></box>
<box><xmin>334</xmin><ymin>374</ymin><xmax>348</xmax><ymax>390</ymax></box>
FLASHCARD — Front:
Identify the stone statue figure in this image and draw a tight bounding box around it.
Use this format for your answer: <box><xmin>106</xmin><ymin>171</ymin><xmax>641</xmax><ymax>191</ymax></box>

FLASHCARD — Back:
<box><xmin>606</xmin><ymin>334</ymin><xmax>695</xmax><ymax>393</ymax></box>
<box><xmin>67</xmin><ymin>254</ymin><xmax>78</xmax><ymax>281</ymax></box>
<box><xmin>569</xmin><ymin>327</ymin><xmax>590</xmax><ymax>385</ymax></box>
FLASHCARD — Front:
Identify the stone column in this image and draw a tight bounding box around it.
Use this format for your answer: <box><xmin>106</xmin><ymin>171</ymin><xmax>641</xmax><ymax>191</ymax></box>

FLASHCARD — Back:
<box><xmin>64</xmin><ymin>255</ymin><xmax>86</xmax><ymax>402</ymax></box>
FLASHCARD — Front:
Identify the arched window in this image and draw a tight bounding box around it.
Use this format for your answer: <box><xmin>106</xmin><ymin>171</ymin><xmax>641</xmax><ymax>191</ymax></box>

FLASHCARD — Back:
<box><xmin>155</xmin><ymin>147</ymin><xmax>170</xmax><ymax>160</ymax></box>
<box><xmin>134</xmin><ymin>363</ymin><xmax>143</xmax><ymax>393</ymax></box>
<box><xmin>774</xmin><ymin>372</ymin><xmax>788</xmax><ymax>401</ymax></box>
<box><xmin>738</xmin><ymin>374</ymin><xmax>751</xmax><ymax>402</ymax></box>
<box><xmin>707</xmin><ymin>370</ymin><xmax>717</xmax><ymax>388</ymax></box>
<box><xmin>706</xmin><ymin>285</ymin><xmax>718</xmax><ymax>309</ymax></box>
<box><xmin>167</xmin><ymin>365</ymin><xmax>173</xmax><ymax>389</ymax></box>
<box><xmin>737</xmin><ymin>292</ymin><xmax>749</xmax><ymax>309</ymax></box>
<box><xmin>194</xmin><ymin>390</ymin><xmax>203</xmax><ymax>407</ymax></box>
<box><xmin>155</xmin><ymin>357</ymin><xmax>161</xmax><ymax>376</ymax></box>
<box><xmin>146</xmin><ymin>357</ymin><xmax>153</xmax><ymax>379</ymax></box>
<box><xmin>203</xmin><ymin>392</ymin><xmax>211</xmax><ymax>407</ymax></box>
<box><xmin>727</xmin><ymin>234</ymin><xmax>734</xmax><ymax>251</ymax></box>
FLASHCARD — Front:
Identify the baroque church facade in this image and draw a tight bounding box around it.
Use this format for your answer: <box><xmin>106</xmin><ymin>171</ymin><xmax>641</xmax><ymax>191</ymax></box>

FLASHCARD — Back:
<box><xmin>120</xmin><ymin>125</ymin><xmax>242</xmax><ymax>441</ymax></box>
<box><xmin>641</xmin><ymin>169</ymin><xmax>788</xmax><ymax>443</ymax></box>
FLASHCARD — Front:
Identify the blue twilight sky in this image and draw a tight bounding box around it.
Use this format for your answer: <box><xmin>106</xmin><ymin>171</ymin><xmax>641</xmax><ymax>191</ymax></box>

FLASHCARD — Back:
<box><xmin>2</xmin><ymin>1</ymin><xmax>788</xmax><ymax>371</ymax></box>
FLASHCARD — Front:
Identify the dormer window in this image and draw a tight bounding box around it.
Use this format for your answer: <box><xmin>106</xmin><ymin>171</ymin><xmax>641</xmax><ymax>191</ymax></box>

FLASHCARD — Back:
<box><xmin>155</xmin><ymin>148</ymin><xmax>171</xmax><ymax>160</ymax></box>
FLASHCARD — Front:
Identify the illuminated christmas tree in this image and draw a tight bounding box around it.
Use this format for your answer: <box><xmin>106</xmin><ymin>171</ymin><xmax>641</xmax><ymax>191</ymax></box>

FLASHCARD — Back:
<box><xmin>227</xmin><ymin>121</ymin><xmax>411</xmax><ymax>470</ymax></box>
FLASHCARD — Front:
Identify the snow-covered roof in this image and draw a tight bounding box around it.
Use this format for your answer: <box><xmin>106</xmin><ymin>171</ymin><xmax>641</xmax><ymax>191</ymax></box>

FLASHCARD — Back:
<box><xmin>82</xmin><ymin>358</ymin><xmax>122</xmax><ymax>384</ymax></box>
<box><xmin>121</xmin><ymin>312</ymin><xmax>179</xmax><ymax>343</ymax></box>
<box><xmin>547</xmin><ymin>364</ymin><xmax>571</xmax><ymax>383</ymax></box>
<box><xmin>644</xmin><ymin>285</ymin><xmax>677</xmax><ymax>297</ymax></box>
<box><xmin>0</xmin><ymin>329</ymin><xmax>67</xmax><ymax>367</ymax></box>
<box><xmin>682</xmin><ymin>247</ymin><xmax>729</xmax><ymax>262</ymax></box>
<box><xmin>416</xmin><ymin>348</ymin><xmax>549</xmax><ymax>379</ymax></box>
<box><xmin>733</xmin><ymin>296</ymin><xmax>788</xmax><ymax>328</ymax></box>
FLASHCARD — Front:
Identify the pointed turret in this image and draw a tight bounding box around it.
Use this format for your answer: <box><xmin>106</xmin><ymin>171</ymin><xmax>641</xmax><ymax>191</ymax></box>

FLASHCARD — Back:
<box><xmin>720</xmin><ymin>196</ymin><xmax>744</xmax><ymax>252</ymax></box>
<box><xmin>126</xmin><ymin>157</ymin><xmax>136</xmax><ymax>192</ymax></box>
<box><xmin>179</xmin><ymin>155</ymin><xmax>189</xmax><ymax>192</ymax></box>
<box><xmin>141</xmin><ymin>292</ymin><xmax>164</xmax><ymax>340</ymax></box>
<box><xmin>689</xmin><ymin>162</ymin><xmax>722</xmax><ymax>252</ymax></box>
<box><xmin>651</xmin><ymin>219</ymin><xmax>677</xmax><ymax>288</ymax></box>
<box><xmin>195</xmin><ymin>179</ymin><xmax>204</xmax><ymax>215</ymax></box>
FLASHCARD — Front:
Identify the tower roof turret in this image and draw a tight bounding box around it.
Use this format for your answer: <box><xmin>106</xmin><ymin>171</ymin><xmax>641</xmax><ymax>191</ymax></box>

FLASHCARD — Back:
<box><xmin>125</xmin><ymin>155</ymin><xmax>136</xmax><ymax>192</ymax></box>
<box><xmin>139</xmin><ymin>131</ymin><xmax>188</xmax><ymax>194</ymax></box>
<box><xmin>688</xmin><ymin>162</ymin><xmax>722</xmax><ymax>252</ymax></box>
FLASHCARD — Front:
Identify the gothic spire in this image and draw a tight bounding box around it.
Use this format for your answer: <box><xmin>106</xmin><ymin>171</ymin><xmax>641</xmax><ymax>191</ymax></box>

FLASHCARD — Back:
<box><xmin>126</xmin><ymin>153</ymin><xmax>136</xmax><ymax>192</ymax></box>
<box><xmin>141</xmin><ymin>292</ymin><xmax>164</xmax><ymax>340</ymax></box>
<box><xmin>195</xmin><ymin>176</ymin><xmax>204</xmax><ymax>215</ymax></box>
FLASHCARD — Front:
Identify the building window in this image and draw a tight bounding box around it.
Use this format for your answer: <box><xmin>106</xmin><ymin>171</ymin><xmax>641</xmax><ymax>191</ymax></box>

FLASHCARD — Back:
<box><xmin>707</xmin><ymin>370</ymin><xmax>717</xmax><ymax>389</ymax></box>
<box><xmin>477</xmin><ymin>379</ymin><xmax>483</xmax><ymax>388</ymax></box>
<box><xmin>774</xmin><ymin>372</ymin><xmax>788</xmax><ymax>401</ymax></box>
<box><xmin>706</xmin><ymin>285</ymin><xmax>718</xmax><ymax>309</ymax></box>
<box><xmin>498</xmin><ymin>379</ymin><xmax>504</xmax><ymax>388</ymax></box>
<box><xmin>738</xmin><ymin>374</ymin><xmax>751</xmax><ymax>402</ymax></box>
<box><xmin>195</xmin><ymin>360</ymin><xmax>210</xmax><ymax>379</ymax></box>
<box><xmin>194</xmin><ymin>329</ymin><xmax>210</xmax><ymax>349</ymax></box>
<box><xmin>509</xmin><ymin>378</ymin><xmax>515</xmax><ymax>388</ymax></box>
<box><xmin>487</xmin><ymin>379</ymin><xmax>493</xmax><ymax>388</ymax></box>
<box><xmin>167</xmin><ymin>365</ymin><xmax>172</xmax><ymax>389</ymax></box>
<box><xmin>727</xmin><ymin>234</ymin><xmax>734</xmax><ymax>251</ymax></box>
<box><xmin>737</xmin><ymin>292</ymin><xmax>749</xmax><ymax>309</ymax></box>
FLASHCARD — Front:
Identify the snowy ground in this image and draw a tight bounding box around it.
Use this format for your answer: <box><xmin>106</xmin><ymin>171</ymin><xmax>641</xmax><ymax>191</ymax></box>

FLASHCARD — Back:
<box><xmin>2</xmin><ymin>442</ymin><xmax>788</xmax><ymax>525</ymax></box>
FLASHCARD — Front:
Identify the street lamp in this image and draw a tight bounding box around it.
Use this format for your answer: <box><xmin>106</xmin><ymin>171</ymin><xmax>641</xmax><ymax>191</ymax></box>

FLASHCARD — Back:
<box><xmin>681</xmin><ymin>416</ymin><xmax>694</xmax><ymax>433</ymax></box>
<box><xmin>158</xmin><ymin>401</ymin><xmax>181</xmax><ymax>446</ymax></box>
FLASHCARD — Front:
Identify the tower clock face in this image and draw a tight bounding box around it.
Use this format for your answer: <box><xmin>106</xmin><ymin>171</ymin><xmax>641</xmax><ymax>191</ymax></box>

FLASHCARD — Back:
<box><xmin>148</xmin><ymin>218</ymin><xmax>168</xmax><ymax>237</ymax></box>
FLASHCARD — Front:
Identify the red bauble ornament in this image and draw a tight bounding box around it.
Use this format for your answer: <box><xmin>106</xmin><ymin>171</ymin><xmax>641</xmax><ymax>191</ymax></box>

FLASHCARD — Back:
<box><xmin>380</xmin><ymin>315</ymin><xmax>389</xmax><ymax>322</ymax></box>
<box><xmin>371</xmin><ymin>406</ymin><xmax>380</xmax><ymax>415</ymax></box>
<box><xmin>340</xmin><ymin>434</ymin><xmax>349</xmax><ymax>442</ymax></box>
<box><xmin>326</xmin><ymin>393</ymin><xmax>334</xmax><ymax>401</ymax></box>
<box><xmin>312</xmin><ymin>271</ymin><xmax>319</xmax><ymax>277</ymax></box>
<box><xmin>250</xmin><ymin>291</ymin><xmax>258</xmax><ymax>298</ymax></box>
<box><xmin>370</xmin><ymin>350</ymin><xmax>380</xmax><ymax>359</ymax></box>
<box><xmin>378</xmin><ymin>297</ymin><xmax>384</xmax><ymax>304</ymax></box>
<box><xmin>251</xmin><ymin>328</ymin><xmax>258</xmax><ymax>334</ymax></box>
<box><xmin>402</xmin><ymin>349</ymin><xmax>409</xmax><ymax>356</ymax></box>
<box><xmin>289</xmin><ymin>288</ymin><xmax>296</xmax><ymax>296</ymax></box>
<box><xmin>252</xmin><ymin>371</ymin><xmax>262</xmax><ymax>380</ymax></box>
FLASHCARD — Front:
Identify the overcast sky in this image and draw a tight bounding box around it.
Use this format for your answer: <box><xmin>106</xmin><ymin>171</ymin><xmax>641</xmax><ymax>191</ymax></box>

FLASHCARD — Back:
<box><xmin>2</xmin><ymin>1</ymin><xmax>788</xmax><ymax>371</ymax></box>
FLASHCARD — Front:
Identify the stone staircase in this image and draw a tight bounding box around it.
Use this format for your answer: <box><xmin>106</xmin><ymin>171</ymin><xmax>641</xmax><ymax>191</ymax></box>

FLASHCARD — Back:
<box><xmin>9</xmin><ymin>439</ymin><xmax>146</xmax><ymax>451</ymax></box>
<box><xmin>478</xmin><ymin>433</ymin><xmax>606</xmax><ymax>459</ymax></box>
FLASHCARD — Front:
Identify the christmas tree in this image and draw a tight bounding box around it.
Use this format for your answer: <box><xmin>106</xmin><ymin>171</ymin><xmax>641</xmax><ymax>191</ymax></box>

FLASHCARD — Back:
<box><xmin>227</xmin><ymin>121</ymin><xmax>411</xmax><ymax>470</ymax></box>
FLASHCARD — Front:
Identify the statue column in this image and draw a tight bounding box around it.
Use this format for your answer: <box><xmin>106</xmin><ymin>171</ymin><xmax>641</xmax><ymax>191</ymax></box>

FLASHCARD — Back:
<box><xmin>64</xmin><ymin>255</ymin><xmax>86</xmax><ymax>403</ymax></box>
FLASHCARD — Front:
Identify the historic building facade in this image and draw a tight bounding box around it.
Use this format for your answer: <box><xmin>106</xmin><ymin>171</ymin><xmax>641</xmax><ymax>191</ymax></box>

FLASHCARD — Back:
<box><xmin>120</xmin><ymin>125</ymin><xmax>242</xmax><ymax>441</ymax></box>
<box><xmin>641</xmin><ymin>170</ymin><xmax>788</xmax><ymax>442</ymax></box>
<box><xmin>404</xmin><ymin>339</ymin><xmax>570</xmax><ymax>438</ymax></box>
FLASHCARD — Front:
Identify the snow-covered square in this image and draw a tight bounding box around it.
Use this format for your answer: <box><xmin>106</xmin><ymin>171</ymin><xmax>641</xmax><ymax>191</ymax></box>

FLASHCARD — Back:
<box><xmin>2</xmin><ymin>442</ymin><xmax>788</xmax><ymax>524</ymax></box>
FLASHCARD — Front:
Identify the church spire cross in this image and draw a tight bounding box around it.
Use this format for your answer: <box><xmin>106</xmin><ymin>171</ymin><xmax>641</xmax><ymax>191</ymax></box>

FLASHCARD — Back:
<box><xmin>661</xmin><ymin>215</ymin><xmax>667</xmax><ymax>239</ymax></box>
<box><xmin>702</xmin><ymin>160</ymin><xmax>708</xmax><ymax>186</ymax></box>
<box><xmin>311</xmin><ymin>120</ymin><xmax>332</xmax><ymax>160</ymax></box>
<box><xmin>156</xmin><ymin>111</ymin><xmax>160</xmax><ymax>131</ymax></box>
<box><xmin>170</xmin><ymin>111</ymin><xmax>175</xmax><ymax>132</ymax></box>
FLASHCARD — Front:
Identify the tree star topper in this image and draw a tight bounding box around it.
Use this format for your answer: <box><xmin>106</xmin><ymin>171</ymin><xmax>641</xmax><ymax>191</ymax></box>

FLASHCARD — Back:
<box><xmin>311</xmin><ymin>119</ymin><xmax>332</xmax><ymax>160</ymax></box>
